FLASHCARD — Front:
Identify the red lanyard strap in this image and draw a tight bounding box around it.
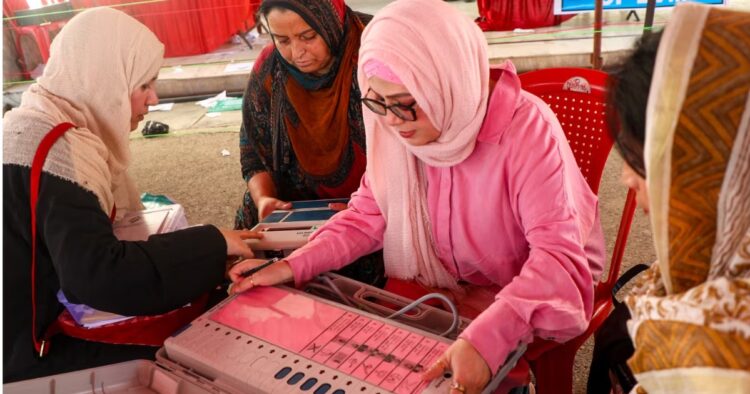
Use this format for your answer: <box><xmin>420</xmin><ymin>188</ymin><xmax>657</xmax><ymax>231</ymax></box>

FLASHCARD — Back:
<box><xmin>29</xmin><ymin>122</ymin><xmax>75</xmax><ymax>357</ymax></box>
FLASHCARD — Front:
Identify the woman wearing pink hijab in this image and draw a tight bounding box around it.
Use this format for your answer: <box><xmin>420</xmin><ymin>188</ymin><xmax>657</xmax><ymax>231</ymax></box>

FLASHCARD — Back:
<box><xmin>230</xmin><ymin>0</ymin><xmax>604</xmax><ymax>392</ymax></box>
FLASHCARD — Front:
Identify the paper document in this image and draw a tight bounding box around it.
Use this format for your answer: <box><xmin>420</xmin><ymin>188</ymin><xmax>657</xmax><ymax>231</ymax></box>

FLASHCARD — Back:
<box><xmin>113</xmin><ymin>205</ymin><xmax>188</xmax><ymax>241</ymax></box>
<box><xmin>148</xmin><ymin>103</ymin><xmax>174</xmax><ymax>112</ymax></box>
<box><xmin>57</xmin><ymin>291</ymin><xmax>133</xmax><ymax>328</ymax></box>
<box><xmin>59</xmin><ymin>204</ymin><xmax>189</xmax><ymax>327</ymax></box>
<box><xmin>223</xmin><ymin>62</ymin><xmax>254</xmax><ymax>73</ymax></box>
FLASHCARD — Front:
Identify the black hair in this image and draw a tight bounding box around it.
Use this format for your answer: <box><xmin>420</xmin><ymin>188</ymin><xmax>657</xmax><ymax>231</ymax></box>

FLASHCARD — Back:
<box><xmin>606</xmin><ymin>30</ymin><xmax>663</xmax><ymax>178</ymax></box>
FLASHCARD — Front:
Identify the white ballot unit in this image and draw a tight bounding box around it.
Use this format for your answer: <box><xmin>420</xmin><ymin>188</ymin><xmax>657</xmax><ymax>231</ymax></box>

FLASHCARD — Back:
<box><xmin>246</xmin><ymin>198</ymin><xmax>348</xmax><ymax>258</ymax></box>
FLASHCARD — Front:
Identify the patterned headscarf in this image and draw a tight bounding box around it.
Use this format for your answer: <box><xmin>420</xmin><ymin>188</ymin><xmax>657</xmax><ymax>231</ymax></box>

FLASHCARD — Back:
<box><xmin>3</xmin><ymin>8</ymin><xmax>164</xmax><ymax>217</ymax></box>
<box><xmin>625</xmin><ymin>4</ymin><xmax>750</xmax><ymax>392</ymax></box>
<box><xmin>260</xmin><ymin>0</ymin><xmax>346</xmax><ymax>90</ymax></box>
<box><xmin>243</xmin><ymin>0</ymin><xmax>364</xmax><ymax>178</ymax></box>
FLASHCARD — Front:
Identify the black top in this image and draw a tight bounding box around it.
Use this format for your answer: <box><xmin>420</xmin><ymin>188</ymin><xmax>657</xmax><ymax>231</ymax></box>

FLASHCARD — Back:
<box><xmin>3</xmin><ymin>164</ymin><xmax>227</xmax><ymax>382</ymax></box>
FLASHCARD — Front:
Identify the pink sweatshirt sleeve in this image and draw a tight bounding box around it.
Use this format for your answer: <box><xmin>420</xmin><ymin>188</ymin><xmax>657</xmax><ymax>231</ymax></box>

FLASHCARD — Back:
<box><xmin>460</xmin><ymin>94</ymin><xmax>601</xmax><ymax>373</ymax></box>
<box><xmin>285</xmin><ymin>173</ymin><xmax>386</xmax><ymax>286</ymax></box>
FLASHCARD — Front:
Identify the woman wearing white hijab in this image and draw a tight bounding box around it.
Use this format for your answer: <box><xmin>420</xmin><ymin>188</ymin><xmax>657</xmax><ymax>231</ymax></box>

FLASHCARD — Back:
<box><xmin>3</xmin><ymin>7</ymin><xmax>259</xmax><ymax>382</ymax></box>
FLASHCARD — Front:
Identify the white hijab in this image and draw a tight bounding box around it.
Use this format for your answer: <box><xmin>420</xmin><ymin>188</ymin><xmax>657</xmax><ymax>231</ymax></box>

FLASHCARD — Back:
<box><xmin>3</xmin><ymin>7</ymin><xmax>164</xmax><ymax>217</ymax></box>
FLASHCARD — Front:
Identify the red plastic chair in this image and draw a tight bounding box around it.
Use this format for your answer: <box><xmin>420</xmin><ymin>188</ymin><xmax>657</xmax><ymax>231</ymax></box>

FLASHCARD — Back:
<box><xmin>386</xmin><ymin>68</ymin><xmax>637</xmax><ymax>392</ymax></box>
<box><xmin>3</xmin><ymin>2</ymin><xmax>69</xmax><ymax>79</ymax></box>
<box><xmin>475</xmin><ymin>0</ymin><xmax>574</xmax><ymax>32</ymax></box>
<box><xmin>516</xmin><ymin>68</ymin><xmax>637</xmax><ymax>394</ymax></box>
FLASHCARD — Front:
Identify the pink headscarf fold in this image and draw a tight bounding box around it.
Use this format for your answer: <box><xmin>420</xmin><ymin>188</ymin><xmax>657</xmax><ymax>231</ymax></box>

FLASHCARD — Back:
<box><xmin>363</xmin><ymin>59</ymin><xmax>403</xmax><ymax>85</ymax></box>
<box><xmin>357</xmin><ymin>0</ymin><xmax>489</xmax><ymax>288</ymax></box>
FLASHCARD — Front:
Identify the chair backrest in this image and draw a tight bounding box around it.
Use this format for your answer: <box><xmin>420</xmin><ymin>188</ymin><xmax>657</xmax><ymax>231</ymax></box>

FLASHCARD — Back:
<box><xmin>513</xmin><ymin>68</ymin><xmax>638</xmax><ymax>394</ymax></box>
<box><xmin>515</xmin><ymin>67</ymin><xmax>636</xmax><ymax>292</ymax></box>
<box><xmin>515</xmin><ymin>67</ymin><xmax>613</xmax><ymax>195</ymax></box>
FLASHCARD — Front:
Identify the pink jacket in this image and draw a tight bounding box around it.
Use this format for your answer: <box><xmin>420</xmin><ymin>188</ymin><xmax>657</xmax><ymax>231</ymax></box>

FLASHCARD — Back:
<box><xmin>286</xmin><ymin>72</ymin><xmax>605</xmax><ymax>373</ymax></box>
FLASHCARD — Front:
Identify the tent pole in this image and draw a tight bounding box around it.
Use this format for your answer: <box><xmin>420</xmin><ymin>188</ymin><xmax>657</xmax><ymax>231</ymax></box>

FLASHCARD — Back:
<box><xmin>644</xmin><ymin>0</ymin><xmax>657</xmax><ymax>36</ymax></box>
<box><xmin>592</xmin><ymin>0</ymin><xmax>604</xmax><ymax>69</ymax></box>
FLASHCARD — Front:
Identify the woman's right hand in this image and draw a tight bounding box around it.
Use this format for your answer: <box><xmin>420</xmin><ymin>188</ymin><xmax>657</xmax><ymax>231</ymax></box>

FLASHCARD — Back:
<box><xmin>219</xmin><ymin>229</ymin><xmax>262</xmax><ymax>259</ymax></box>
<box><xmin>257</xmin><ymin>196</ymin><xmax>292</xmax><ymax>220</ymax></box>
<box><xmin>228</xmin><ymin>258</ymin><xmax>294</xmax><ymax>294</ymax></box>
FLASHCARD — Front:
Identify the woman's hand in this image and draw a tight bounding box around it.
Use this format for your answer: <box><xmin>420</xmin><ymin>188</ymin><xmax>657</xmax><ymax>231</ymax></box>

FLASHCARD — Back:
<box><xmin>228</xmin><ymin>258</ymin><xmax>294</xmax><ymax>294</ymax></box>
<box><xmin>257</xmin><ymin>196</ymin><xmax>292</xmax><ymax>220</ymax></box>
<box><xmin>219</xmin><ymin>229</ymin><xmax>262</xmax><ymax>259</ymax></box>
<box><xmin>328</xmin><ymin>202</ymin><xmax>348</xmax><ymax>212</ymax></box>
<box><xmin>422</xmin><ymin>338</ymin><xmax>491</xmax><ymax>394</ymax></box>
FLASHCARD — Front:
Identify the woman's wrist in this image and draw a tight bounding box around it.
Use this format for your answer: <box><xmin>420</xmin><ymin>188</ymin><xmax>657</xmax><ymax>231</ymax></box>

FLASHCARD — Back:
<box><xmin>248</xmin><ymin>171</ymin><xmax>275</xmax><ymax>206</ymax></box>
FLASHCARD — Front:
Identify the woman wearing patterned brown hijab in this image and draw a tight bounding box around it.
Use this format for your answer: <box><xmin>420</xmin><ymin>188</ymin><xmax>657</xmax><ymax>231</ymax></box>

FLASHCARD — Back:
<box><xmin>614</xmin><ymin>4</ymin><xmax>750</xmax><ymax>392</ymax></box>
<box><xmin>236</xmin><ymin>0</ymin><xmax>368</xmax><ymax>228</ymax></box>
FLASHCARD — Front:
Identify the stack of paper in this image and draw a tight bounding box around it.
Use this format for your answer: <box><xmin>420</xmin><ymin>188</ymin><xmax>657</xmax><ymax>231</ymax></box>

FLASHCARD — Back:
<box><xmin>113</xmin><ymin>204</ymin><xmax>188</xmax><ymax>241</ymax></box>
<box><xmin>58</xmin><ymin>205</ymin><xmax>189</xmax><ymax>328</ymax></box>
<box><xmin>56</xmin><ymin>292</ymin><xmax>133</xmax><ymax>328</ymax></box>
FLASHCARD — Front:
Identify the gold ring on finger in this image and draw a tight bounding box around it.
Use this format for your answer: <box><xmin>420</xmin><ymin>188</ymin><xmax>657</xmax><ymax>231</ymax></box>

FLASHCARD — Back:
<box><xmin>450</xmin><ymin>381</ymin><xmax>466</xmax><ymax>393</ymax></box>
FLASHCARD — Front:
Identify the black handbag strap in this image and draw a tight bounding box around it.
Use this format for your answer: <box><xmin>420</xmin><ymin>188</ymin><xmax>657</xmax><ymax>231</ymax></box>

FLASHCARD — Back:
<box><xmin>612</xmin><ymin>263</ymin><xmax>650</xmax><ymax>303</ymax></box>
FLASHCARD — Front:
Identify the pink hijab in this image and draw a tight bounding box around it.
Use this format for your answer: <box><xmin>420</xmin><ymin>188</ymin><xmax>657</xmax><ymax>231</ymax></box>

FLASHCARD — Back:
<box><xmin>358</xmin><ymin>0</ymin><xmax>490</xmax><ymax>288</ymax></box>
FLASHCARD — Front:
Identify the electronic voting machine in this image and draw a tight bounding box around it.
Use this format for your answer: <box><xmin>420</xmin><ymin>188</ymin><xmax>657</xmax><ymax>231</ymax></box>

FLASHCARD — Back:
<box><xmin>5</xmin><ymin>274</ymin><xmax>482</xmax><ymax>394</ymax></box>
<box><xmin>4</xmin><ymin>274</ymin><xmax>523</xmax><ymax>394</ymax></box>
<box><xmin>161</xmin><ymin>286</ymin><xmax>456</xmax><ymax>393</ymax></box>
<box><xmin>247</xmin><ymin>198</ymin><xmax>348</xmax><ymax>258</ymax></box>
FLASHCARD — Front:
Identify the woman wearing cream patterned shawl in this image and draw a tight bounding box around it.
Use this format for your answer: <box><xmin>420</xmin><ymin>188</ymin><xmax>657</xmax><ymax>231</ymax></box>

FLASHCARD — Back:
<box><xmin>2</xmin><ymin>7</ymin><xmax>161</xmax><ymax>218</ymax></box>
<box><xmin>625</xmin><ymin>3</ymin><xmax>750</xmax><ymax>392</ymax></box>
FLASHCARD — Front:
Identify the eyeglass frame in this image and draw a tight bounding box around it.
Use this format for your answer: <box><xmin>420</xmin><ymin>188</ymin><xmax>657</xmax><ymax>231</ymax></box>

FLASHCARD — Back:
<box><xmin>360</xmin><ymin>88</ymin><xmax>418</xmax><ymax>122</ymax></box>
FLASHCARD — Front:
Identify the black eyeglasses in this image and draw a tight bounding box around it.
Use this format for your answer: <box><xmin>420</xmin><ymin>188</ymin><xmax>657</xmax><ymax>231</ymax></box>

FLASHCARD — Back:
<box><xmin>361</xmin><ymin>88</ymin><xmax>417</xmax><ymax>122</ymax></box>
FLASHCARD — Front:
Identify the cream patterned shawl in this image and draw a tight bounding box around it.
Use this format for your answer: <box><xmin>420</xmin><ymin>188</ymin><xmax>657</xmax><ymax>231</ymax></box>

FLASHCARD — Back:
<box><xmin>3</xmin><ymin>7</ymin><xmax>163</xmax><ymax>218</ymax></box>
<box><xmin>625</xmin><ymin>4</ymin><xmax>750</xmax><ymax>393</ymax></box>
